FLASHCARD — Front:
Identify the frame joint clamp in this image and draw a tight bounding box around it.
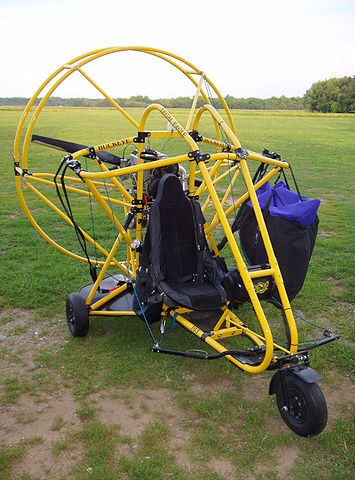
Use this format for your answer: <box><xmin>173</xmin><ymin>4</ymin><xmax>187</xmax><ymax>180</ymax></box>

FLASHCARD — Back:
<box><xmin>131</xmin><ymin>198</ymin><xmax>144</xmax><ymax>213</ymax></box>
<box><xmin>133</xmin><ymin>131</ymin><xmax>151</xmax><ymax>143</ymax></box>
<box><xmin>188</xmin><ymin>150</ymin><xmax>210</xmax><ymax>164</ymax></box>
<box><xmin>262</xmin><ymin>148</ymin><xmax>282</xmax><ymax>161</ymax></box>
<box><xmin>189</xmin><ymin>130</ymin><xmax>202</xmax><ymax>142</ymax></box>
<box><xmin>236</xmin><ymin>147</ymin><xmax>249</xmax><ymax>159</ymax></box>
<box><xmin>14</xmin><ymin>162</ymin><xmax>32</xmax><ymax>177</ymax></box>
<box><xmin>65</xmin><ymin>157</ymin><xmax>82</xmax><ymax>175</ymax></box>
<box><xmin>14</xmin><ymin>162</ymin><xmax>22</xmax><ymax>176</ymax></box>
<box><xmin>88</xmin><ymin>146</ymin><xmax>100</xmax><ymax>162</ymax></box>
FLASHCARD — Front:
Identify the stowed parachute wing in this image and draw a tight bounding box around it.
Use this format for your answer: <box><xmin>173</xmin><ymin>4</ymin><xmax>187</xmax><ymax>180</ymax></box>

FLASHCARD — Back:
<box><xmin>251</xmin><ymin>180</ymin><xmax>320</xmax><ymax>227</ymax></box>
<box><xmin>238</xmin><ymin>181</ymin><xmax>320</xmax><ymax>302</ymax></box>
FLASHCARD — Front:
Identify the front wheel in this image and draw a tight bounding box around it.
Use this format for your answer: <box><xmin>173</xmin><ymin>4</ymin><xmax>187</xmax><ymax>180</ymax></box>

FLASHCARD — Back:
<box><xmin>276</xmin><ymin>373</ymin><xmax>327</xmax><ymax>436</ymax></box>
<box><xmin>66</xmin><ymin>293</ymin><xmax>89</xmax><ymax>337</ymax></box>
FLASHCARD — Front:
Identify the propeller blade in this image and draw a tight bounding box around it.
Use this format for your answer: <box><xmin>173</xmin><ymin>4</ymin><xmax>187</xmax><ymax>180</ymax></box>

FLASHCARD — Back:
<box><xmin>31</xmin><ymin>134</ymin><xmax>122</xmax><ymax>166</ymax></box>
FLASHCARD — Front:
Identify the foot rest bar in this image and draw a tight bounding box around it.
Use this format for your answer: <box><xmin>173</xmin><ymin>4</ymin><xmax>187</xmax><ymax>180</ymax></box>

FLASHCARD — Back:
<box><xmin>151</xmin><ymin>346</ymin><xmax>265</xmax><ymax>360</ymax></box>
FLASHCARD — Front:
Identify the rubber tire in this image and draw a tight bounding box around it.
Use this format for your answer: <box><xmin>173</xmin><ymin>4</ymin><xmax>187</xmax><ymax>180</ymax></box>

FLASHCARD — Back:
<box><xmin>276</xmin><ymin>373</ymin><xmax>328</xmax><ymax>437</ymax></box>
<box><xmin>66</xmin><ymin>293</ymin><xmax>89</xmax><ymax>337</ymax></box>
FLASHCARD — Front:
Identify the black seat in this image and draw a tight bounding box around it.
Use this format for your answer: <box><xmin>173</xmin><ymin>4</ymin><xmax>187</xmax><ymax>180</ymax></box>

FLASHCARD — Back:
<box><xmin>141</xmin><ymin>174</ymin><xmax>226</xmax><ymax>311</ymax></box>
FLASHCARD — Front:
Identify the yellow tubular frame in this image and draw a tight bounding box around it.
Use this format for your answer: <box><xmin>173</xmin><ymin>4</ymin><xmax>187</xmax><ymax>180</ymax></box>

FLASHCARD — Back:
<box><xmin>13</xmin><ymin>47</ymin><xmax>300</xmax><ymax>374</ymax></box>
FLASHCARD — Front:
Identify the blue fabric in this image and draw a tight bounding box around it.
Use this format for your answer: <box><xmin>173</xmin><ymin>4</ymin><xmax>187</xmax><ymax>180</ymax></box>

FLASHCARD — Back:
<box><xmin>248</xmin><ymin>181</ymin><xmax>320</xmax><ymax>228</ymax></box>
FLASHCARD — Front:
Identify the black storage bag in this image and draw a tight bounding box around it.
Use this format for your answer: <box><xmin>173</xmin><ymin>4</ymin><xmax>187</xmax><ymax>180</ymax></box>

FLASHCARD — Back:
<box><xmin>238</xmin><ymin>181</ymin><xmax>320</xmax><ymax>302</ymax></box>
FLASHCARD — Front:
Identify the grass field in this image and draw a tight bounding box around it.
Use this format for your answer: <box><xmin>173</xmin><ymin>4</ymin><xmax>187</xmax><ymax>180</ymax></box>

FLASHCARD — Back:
<box><xmin>0</xmin><ymin>106</ymin><xmax>354</xmax><ymax>480</ymax></box>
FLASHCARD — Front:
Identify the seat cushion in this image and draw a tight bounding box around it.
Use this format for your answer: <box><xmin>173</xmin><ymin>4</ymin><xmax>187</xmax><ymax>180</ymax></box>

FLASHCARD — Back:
<box><xmin>159</xmin><ymin>280</ymin><xmax>225</xmax><ymax>310</ymax></box>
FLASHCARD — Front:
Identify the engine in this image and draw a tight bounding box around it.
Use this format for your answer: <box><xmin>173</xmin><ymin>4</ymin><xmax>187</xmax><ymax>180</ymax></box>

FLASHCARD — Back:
<box><xmin>126</xmin><ymin>148</ymin><xmax>186</xmax><ymax>198</ymax></box>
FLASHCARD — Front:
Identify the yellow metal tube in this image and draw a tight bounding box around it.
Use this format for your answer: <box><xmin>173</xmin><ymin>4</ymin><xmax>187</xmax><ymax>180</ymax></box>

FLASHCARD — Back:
<box><xmin>79</xmin><ymin>153</ymin><xmax>191</xmax><ymax>180</ymax></box>
<box><xmin>77</xmin><ymin>67</ymin><xmax>139</xmax><ymax>129</ymax></box>
<box><xmin>185</xmin><ymin>74</ymin><xmax>205</xmax><ymax>131</ymax></box>
<box><xmin>169</xmin><ymin>310</ymin><xmax>271</xmax><ymax>374</ymax></box>
<box><xmin>17</xmin><ymin>177</ymin><xmax>124</xmax><ymax>268</ymax></box>
<box><xmin>90</xmin><ymin>310</ymin><xmax>136</xmax><ymax>316</ymax></box>
<box><xmin>205</xmin><ymin>166</ymin><xmax>282</xmax><ymax>234</ymax></box>
<box><xmin>83</xmin><ymin>178</ymin><xmax>131</xmax><ymax>244</ymax></box>
<box><xmin>238</xmin><ymin>158</ymin><xmax>298</xmax><ymax>351</ymax></box>
<box><xmin>85</xmin><ymin>236</ymin><xmax>122</xmax><ymax>306</ymax></box>
<box><xmin>197</xmin><ymin>160</ymin><xmax>275</xmax><ymax>373</ymax></box>
<box><xmin>139</xmin><ymin>104</ymin><xmax>199</xmax><ymax>152</ymax></box>
<box><xmin>194</xmin><ymin>104</ymin><xmax>242</xmax><ymax>150</ymax></box>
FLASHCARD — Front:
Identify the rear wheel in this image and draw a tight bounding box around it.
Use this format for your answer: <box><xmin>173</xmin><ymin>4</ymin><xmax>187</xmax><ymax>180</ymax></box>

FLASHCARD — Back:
<box><xmin>66</xmin><ymin>293</ymin><xmax>89</xmax><ymax>337</ymax></box>
<box><xmin>276</xmin><ymin>373</ymin><xmax>327</xmax><ymax>436</ymax></box>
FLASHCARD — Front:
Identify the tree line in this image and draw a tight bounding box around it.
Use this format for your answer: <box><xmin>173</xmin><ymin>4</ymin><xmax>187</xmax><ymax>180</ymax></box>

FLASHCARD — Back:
<box><xmin>0</xmin><ymin>94</ymin><xmax>304</xmax><ymax>110</ymax></box>
<box><xmin>1</xmin><ymin>77</ymin><xmax>353</xmax><ymax>112</ymax></box>
<box><xmin>303</xmin><ymin>76</ymin><xmax>354</xmax><ymax>113</ymax></box>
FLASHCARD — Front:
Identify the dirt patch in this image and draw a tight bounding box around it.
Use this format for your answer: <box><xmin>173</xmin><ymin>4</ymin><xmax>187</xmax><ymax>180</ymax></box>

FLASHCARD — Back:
<box><xmin>322</xmin><ymin>374</ymin><xmax>354</xmax><ymax>425</ymax></box>
<box><xmin>89</xmin><ymin>386</ymin><xmax>194</xmax><ymax>468</ymax></box>
<box><xmin>239</xmin><ymin>372</ymin><xmax>270</xmax><ymax>401</ymax></box>
<box><xmin>1</xmin><ymin>390</ymin><xmax>80</xmax><ymax>445</ymax></box>
<box><xmin>209</xmin><ymin>456</ymin><xmax>237</xmax><ymax>479</ymax></box>
<box><xmin>1</xmin><ymin>307</ymin><xmax>353</xmax><ymax>479</ymax></box>
<box><xmin>13</xmin><ymin>442</ymin><xmax>82</xmax><ymax>480</ymax></box>
<box><xmin>318</xmin><ymin>230</ymin><xmax>335</xmax><ymax>239</ymax></box>
<box><xmin>256</xmin><ymin>444</ymin><xmax>300</xmax><ymax>479</ymax></box>
<box><xmin>0</xmin><ymin>307</ymin><xmax>80</xmax><ymax>478</ymax></box>
<box><xmin>0</xmin><ymin>307</ymin><xmax>68</xmax><ymax>378</ymax></box>
<box><xmin>327</xmin><ymin>276</ymin><xmax>344</xmax><ymax>295</ymax></box>
<box><xmin>275</xmin><ymin>445</ymin><xmax>300</xmax><ymax>478</ymax></box>
<box><xmin>1</xmin><ymin>389</ymin><xmax>82</xmax><ymax>479</ymax></box>
<box><xmin>188</xmin><ymin>376</ymin><xmax>239</xmax><ymax>398</ymax></box>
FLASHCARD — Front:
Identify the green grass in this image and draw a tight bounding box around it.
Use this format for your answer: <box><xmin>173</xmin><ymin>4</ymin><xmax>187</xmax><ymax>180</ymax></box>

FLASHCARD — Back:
<box><xmin>0</xmin><ymin>106</ymin><xmax>354</xmax><ymax>479</ymax></box>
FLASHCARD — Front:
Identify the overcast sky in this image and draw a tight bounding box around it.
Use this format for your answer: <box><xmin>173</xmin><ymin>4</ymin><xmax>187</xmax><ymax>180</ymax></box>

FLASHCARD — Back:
<box><xmin>0</xmin><ymin>0</ymin><xmax>354</xmax><ymax>99</ymax></box>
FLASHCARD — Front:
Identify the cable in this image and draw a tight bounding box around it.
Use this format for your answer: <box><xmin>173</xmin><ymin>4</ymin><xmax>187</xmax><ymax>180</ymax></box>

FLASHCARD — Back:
<box><xmin>54</xmin><ymin>160</ymin><xmax>98</xmax><ymax>282</ymax></box>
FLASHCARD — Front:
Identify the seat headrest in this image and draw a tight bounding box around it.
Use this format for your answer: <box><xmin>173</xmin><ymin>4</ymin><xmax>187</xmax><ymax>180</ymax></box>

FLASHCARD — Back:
<box><xmin>155</xmin><ymin>174</ymin><xmax>186</xmax><ymax>207</ymax></box>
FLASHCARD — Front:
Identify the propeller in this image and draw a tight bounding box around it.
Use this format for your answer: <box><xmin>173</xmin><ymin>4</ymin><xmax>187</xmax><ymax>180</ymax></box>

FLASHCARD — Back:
<box><xmin>31</xmin><ymin>134</ymin><xmax>122</xmax><ymax>166</ymax></box>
